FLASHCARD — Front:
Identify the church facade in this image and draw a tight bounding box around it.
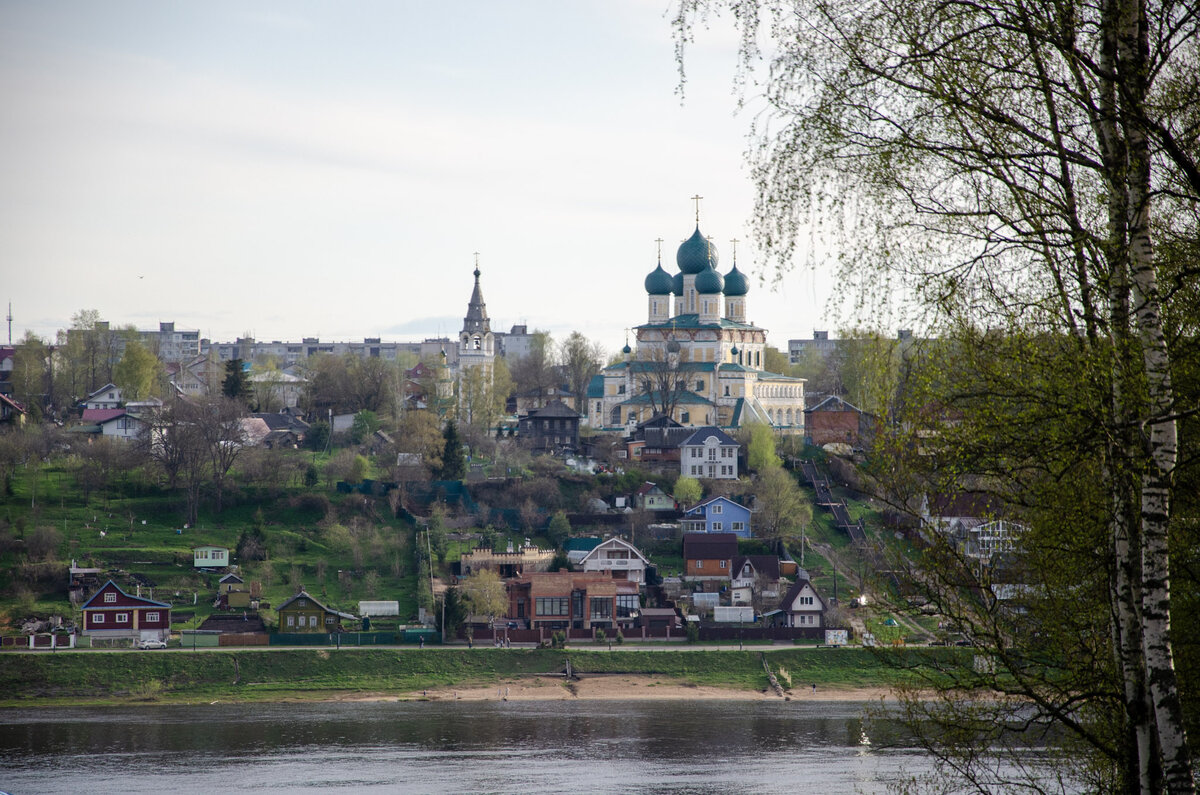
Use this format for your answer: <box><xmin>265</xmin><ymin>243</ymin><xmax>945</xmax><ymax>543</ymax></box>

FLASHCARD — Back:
<box><xmin>587</xmin><ymin>217</ymin><xmax>805</xmax><ymax>435</ymax></box>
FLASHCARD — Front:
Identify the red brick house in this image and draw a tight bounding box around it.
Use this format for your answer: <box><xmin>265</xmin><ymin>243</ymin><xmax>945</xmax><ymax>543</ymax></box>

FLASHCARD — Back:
<box><xmin>507</xmin><ymin>570</ymin><xmax>640</xmax><ymax>632</ymax></box>
<box><xmin>805</xmin><ymin>395</ymin><xmax>871</xmax><ymax>448</ymax></box>
<box><xmin>81</xmin><ymin>580</ymin><xmax>171</xmax><ymax>643</ymax></box>
<box><xmin>683</xmin><ymin>532</ymin><xmax>738</xmax><ymax>581</ymax></box>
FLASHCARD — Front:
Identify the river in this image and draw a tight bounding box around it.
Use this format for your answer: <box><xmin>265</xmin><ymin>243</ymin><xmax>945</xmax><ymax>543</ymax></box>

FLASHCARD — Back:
<box><xmin>0</xmin><ymin>700</ymin><xmax>946</xmax><ymax>793</ymax></box>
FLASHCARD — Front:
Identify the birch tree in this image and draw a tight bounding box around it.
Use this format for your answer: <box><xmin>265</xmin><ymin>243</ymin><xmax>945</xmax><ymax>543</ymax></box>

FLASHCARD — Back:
<box><xmin>677</xmin><ymin>0</ymin><xmax>1199</xmax><ymax>790</ymax></box>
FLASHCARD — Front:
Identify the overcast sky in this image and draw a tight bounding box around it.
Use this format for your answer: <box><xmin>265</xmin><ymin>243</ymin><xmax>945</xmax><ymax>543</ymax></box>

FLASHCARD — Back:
<box><xmin>1</xmin><ymin>1</ymin><xmax>841</xmax><ymax>356</ymax></box>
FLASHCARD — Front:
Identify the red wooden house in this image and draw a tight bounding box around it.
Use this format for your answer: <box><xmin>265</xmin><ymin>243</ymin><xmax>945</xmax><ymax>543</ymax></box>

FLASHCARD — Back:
<box><xmin>81</xmin><ymin>580</ymin><xmax>172</xmax><ymax>644</ymax></box>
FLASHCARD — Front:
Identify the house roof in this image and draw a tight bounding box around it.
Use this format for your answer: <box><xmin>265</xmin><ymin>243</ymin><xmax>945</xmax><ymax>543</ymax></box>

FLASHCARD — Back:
<box><xmin>635</xmin><ymin>482</ymin><xmax>665</xmax><ymax>496</ymax></box>
<box><xmin>578</xmin><ymin>537</ymin><xmax>650</xmax><ymax>566</ymax></box>
<box><xmin>806</xmin><ymin>395</ymin><xmax>864</xmax><ymax>414</ymax></box>
<box><xmin>81</xmin><ymin>579</ymin><xmax>171</xmax><ymax>610</ymax></box>
<box><xmin>635</xmin><ymin>314</ymin><xmax>760</xmax><ymax>332</ymax></box>
<box><xmin>193</xmin><ymin>545</ymin><xmax>229</xmax><ymax>553</ymax></box>
<box><xmin>682</xmin><ymin>532</ymin><xmax>738</xmax><ymax>559</ymax></box>
<box><xmin>733</xmin><ymin>555</ymin><xmax>780</xmax><ymax>581</ymax></box>
<box><xmin>81</xmin><ymin>408</ymin><xmax>126</xmax><ymax>423</ymax></box>
<box><xmin>276</xmin><ymin>590</ymin><xmax>357</xmax><ymax>621</ymax></box>
<box><xmin>219</xmin><ymin>573</ymin><xmax>244</xmax><ymax>584</ymax></box>
<box><xmin>618</xmin><ymin>391</ymin><xmax>714</xmax><ymax>408</ymax></box>
<box><xmin>683</xmin><ymin>495</ymin><xmax>749</xmax><ymax>515</ymax></box>
<box><xmin>252</xmin><ymin>412</ymin><xmax>310</xmax><ymax>431</ymax></box>
<box><xmin>680</xmin><ymin>426</ymin><xmax>738</xmax><ymax>447</ymax></box>
<box><xmin>563</xmin><ymin>536</ymin><xmax>603</xmax><ymax>553</ymax></box>
<box><xmin>0</xmin><ymin>392</ymin><xmax>25</xmax><ymax>413</ymax></box>
<box><xmin>586</xmin><ymin>374</ymin><xmax>605</xmax><ymax>399</ymax></box>
<box><xmin>84</xmin><ymin>383</ymin><xmax>120</xmax><ymax>400</ymax></box>
<box><xmin>524</xmin><ymin>400</ymin><xmax>580</xmax><ymax>419</ymax></box>
<box><xmin>780</xmin><ymin>577</ymin><xmax>827</xmax><ymax>612</ymax></box>
<box><xmin>636</xmin><ymin>414</ymin><xmax>683</xmax><ymax>430</ymax></box>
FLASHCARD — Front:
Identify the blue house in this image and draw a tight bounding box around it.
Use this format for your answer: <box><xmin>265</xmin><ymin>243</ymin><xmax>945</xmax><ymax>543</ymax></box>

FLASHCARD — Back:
<box><xmin>681</xmin><ymin>496</ymin><xmax>752</xmax><ymax>538</ymax></box>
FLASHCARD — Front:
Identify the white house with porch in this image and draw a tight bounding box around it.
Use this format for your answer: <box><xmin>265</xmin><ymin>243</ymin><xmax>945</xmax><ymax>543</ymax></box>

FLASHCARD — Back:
<box><xmin>576</xmin><ymin>537</ymin><xmax>651</xmax><ymax>585</ymax></box>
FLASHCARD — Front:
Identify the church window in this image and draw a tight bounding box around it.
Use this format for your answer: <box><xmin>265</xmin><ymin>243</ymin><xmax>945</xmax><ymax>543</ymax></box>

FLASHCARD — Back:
<box><xmin>695</xmin><ymin>380</ymin><xmax>704</xmax><ymax>391</ymax></box>
<box><xmin>618</xmin><ymin>384</ymin><xmax>626</xmax><ymax>395</ymax></box>
<box><xmin>724</xmin><ymin>385</ymin><xmax>730</xmax><ymax>397</ymax></box>
<box><xmin>473</xmin><ymin>336</ymin><xmax>481</xmax><ymax>350</ymax></box>
<box><xmin>681</xmin><ymin>411</ymin><xmax>690</xmax><ymax>424</ymax></box>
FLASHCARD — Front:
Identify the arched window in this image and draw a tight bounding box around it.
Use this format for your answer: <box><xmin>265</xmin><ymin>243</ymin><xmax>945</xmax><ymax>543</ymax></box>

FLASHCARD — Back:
<box><xmin>472</xmin><ymin>336</ymin><xmax>481</xmax><ymax>350</ymax></box>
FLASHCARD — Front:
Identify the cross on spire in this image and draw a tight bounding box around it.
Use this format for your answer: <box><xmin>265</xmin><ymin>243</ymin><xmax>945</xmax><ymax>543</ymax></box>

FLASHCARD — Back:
<box><xmin>472</xmin><ymin>252</ymin><xmax>480</xmax><ymax>277</ymax></box>
<box><xmin>655</xmin><ymin>237</ymin><xmax>664</xmax><ymax>263</ymax></box>
<box><xmin>730</xmin><ymin>237</ymin><xmax>739</xmax><ymax>265</ymax></box>
<box><xmin>691</xmin><ymin>194</ymin><xmax>703</xmax><ymax>223</ymax></box>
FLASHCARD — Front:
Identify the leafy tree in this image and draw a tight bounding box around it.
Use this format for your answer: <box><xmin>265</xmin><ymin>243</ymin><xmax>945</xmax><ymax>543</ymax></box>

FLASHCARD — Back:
<box><xmin>394</xmin><ymin>409</ymin><xmax>444</xmax><ymax>476</ymax></box>
<box><xmin>304</xmin><ymin>463</ymin><xmax>319</xmax><ymax>488</ymax></box>
<box><xmin>673</xmin><ymin>476</ymin><xmax>702</xmax><ymax>507</ymax></box>
<box><xmin>678</xmin><ymin>0</ymin><xmax>1200</xmax><ymax>787</ymax></box>
<box><xmin>350</xmin><ymin>409</ymin><xmax>380</xmax><ymax>444</ymax></box>
<box><xmin>459</xmin><ymin>569</ymin><xmax>508</xmax><ymax>626</ymax></box>
<box><xmin>752</xmin><ymin>465</ymin><xmax>812</xmax><ymax>546</ymax></box>
<box><xmin>348</xmin><ymin>454</ymin><xmax>370</xmax><ymax>484</ymax></box>
<box><xmin>427</xmin><ymin>506</ymin><xmax>449</xmax><ymax>566</ymax></box>
<box><xmin>222</xmin><ymin>359</ymin><xmax>251</xmax><ymax>402</ymax></box>
<box><xmin>547</xmin><ymin>510</ymin><xmax>572</xmax><ymax>547</ymax></box>
<box><xmin>113</xmin><ymin>339</ymin><xmax>161</xmax><ymax>401</ymax></box>
<box><xmin>762</xmin><ymin>345</ymin><xmax>790</xmax><ymax>375</ymax></box>
<box><xmin>744</xmin><ymin>422</ymin><xmax>781</xmax><ymax>472</ymax></box>
<box><xmin>10</xmin><ymin>331</ymin><xmax>49</xmax><ymax>415</ymax></box>
<box><xmin>438</xmin><ymin>421</ymin><xmax>466</xmax><ymax>481</ymax></box>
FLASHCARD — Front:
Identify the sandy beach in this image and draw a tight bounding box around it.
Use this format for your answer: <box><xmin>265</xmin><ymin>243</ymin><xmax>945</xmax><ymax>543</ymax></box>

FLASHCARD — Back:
<box><xmin>331</xmin><ymin>675</ymin><xmax>898</xmax><ymax>703</ymax></box>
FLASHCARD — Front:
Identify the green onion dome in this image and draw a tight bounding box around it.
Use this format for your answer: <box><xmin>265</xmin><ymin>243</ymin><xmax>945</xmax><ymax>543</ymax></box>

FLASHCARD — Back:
<box><xmin>644</xmin><ymin>264</ymin><xmax>674</xmax><ymax>295</ymax></box>
<box><xmin>696</xmin><ymin>264</ymin><xmax>724</xmax><ymax>294</ymax></box>
<box><xmin>676</xmin><ymin>226</ymin><xmax>719</xmax><ymax>275</ymax></box>
<box><xmin>672</xmin><ymin>272</ymin><xmax>684</xmax><ymax>296</ymax></box>
<box><xmin>723</xmin><ymin>264</ymin><xmax>749</xmax><ymax>297</ymax></box>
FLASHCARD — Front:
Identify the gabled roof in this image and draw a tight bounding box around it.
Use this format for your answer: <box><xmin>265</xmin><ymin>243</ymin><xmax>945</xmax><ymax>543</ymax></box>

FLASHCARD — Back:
<box><xmin>524</xmin><ymin>400</ymin><xmax>580</xmax><ymax>419</ymax></box>
<box><xmin>680</xmin><ymin>426</ymin><xmax>738</xmax><ymax>447</ymax></box>
<box><xmin>81</xmin><ymin>408</ymin><xmax>126</xmax><ymax>423</ymax></box>
<box><xmin>806</xmin><ymin>395</ymin><xmax>864</xmax><ymax>414</ymax></box>
<box><xmin>636</xmin><ymin>414</ymin><xmax>683</xmax><ymax>430</ymax></box>
<box><xmin>219</xmin><ymin>573</ymin><xmax>244</xmax><ymax>584</ymax></box>
<box><xmin>733</xmin><ymin>555</ymin><xmax>780</xmax><ymax>581</ymax></box>
<box><xmin>81</xmin><ymin>579</ymin><xmax>171</xmax><ymax>610</ymax></box>
<box><xmin>564</xmin><ymin>536</ymin><xmax>603</xmax><ymax>553</ymax></box>
<box><xmin>683</xmin><ymin>495</ymin><xmax>750</xmax><ymax>515</ymax></box>
<box><xmin>578</xmin><ymin>537</ymin><xmax>651</xmax><ymax>566</ymax></box>
<box><xmin>0</xmin><ymin>393</ymin><xmax>25</xmax><ymax>413</ymax></box>
<box><xmin>780</xmin><ymin>577</ymin><xmax>828</xmax><ymax>613</ymax></box>
<box><xmin>85</xmin><ymin>383</ymin><xmax>120</xmax><ymax>401</ymax></box>
<box><xmin>635</xmin><ymin>482</ymin><xmax>665</xmax><ymax>496</ymax></box>
<box><xmin>276</xmin><ymin>590</ymin><xmax>357</xmax><ymax>621</ymax></box>
<box><xmin>682</xmin><ymin>532</ymin><xmax>738</xmax><ymax>559</ymax></box>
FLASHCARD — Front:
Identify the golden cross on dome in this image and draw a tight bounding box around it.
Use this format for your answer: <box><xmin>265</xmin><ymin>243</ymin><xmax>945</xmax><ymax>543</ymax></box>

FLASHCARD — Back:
<box><xmin>730</xmin><ymin>238</ymin><xmax>739</xmax><ymax>265</ymax></box>
<box><xmin>655</xmin><ymin>238</ymin><xmax>664</xmax><ymax>262</ymax></box>
<box><xmin>690</xmin><ymin>194</ymin><xmax>703</xmax><ymax>223</ymax></box>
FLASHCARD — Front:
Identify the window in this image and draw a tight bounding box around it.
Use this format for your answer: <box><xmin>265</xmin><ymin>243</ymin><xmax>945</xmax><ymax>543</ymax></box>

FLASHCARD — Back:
<box><xmin>146</xmin><ymin>612</ymin><xmax>159</xmax><ymax>623</ymax></box>
<box><xmin>286</xmin><ymin>615</ymin><xmax>295</xmax><ymax>627</ymax></box>
<box><xmin>116</xmin><ymin>613</ymin><xmax>129</xmax><ymax>624</ymax></box>
<box><xmin>93</xmin><ymin>613</ymin><xmax>105</xmax><ymax>624</ymax></box>
<box><xmin>720</xmin><ymin>560</ymin><xmax>728</xmax><ymax>569</ymax></box>
<box><xmin>590</xmin><ymin>597</ymin><xmax>612</xmax><ymax>620</ymax></box>
<box><xmin>732</xmin><ymin>522</ymin><xmax>744</xmax><ymax>532</ymax></box>
<box><xmin>617</xmin><ymin>594</ymin><xmax>638</xmax><ymax>618</ymax></box>
<box><xmin>298</xmin><ymin>600</ymin><xmax>307</xmax><ymax>607</ymax></box>
<box><xmin>712</xmin><ymin>522</ymin><xmax>722</xmax><ymax>531</ymax></box>
<box><xmin>695</xmin><ymin>380</ymin><xmax>704</xmax><ymax>391</ymax></box>
<box><xmin>309</xmin><ymin>615</ymin><xmax>318</xmax><ymax>628</ymax></box>
<box><xmin>618</xmin><ymin>384</ymin><xmax>626</xmax><ymax>394</ymax></box>
<box><xmin>694</xmin><ymin>560</ymin><xmax>704</xmax><ymax>569</ymax></box>
<box><xmin>595</xmin><ymin>401</ymin><xmax>602</xmax><ymax>413</ymax></box>
<box><xmin>104</xmin><ymin>593</ymin><xmax>117</xmax><ymax>603</ymax></box>
<box><xmin>680</xmin><ymin>411</ymin><xmax>690</xmax><ymax>423</ymax></box>
<box><xmin>536</xmin><ymin>597</ymin><xmax>569</xmax><ymax>616</ymax></box>
<box><xmin>326</xmin><ymin>615</ymin><xmax>335</xmax><ymax>624</ymax></box>
<box><xmin>713</xmin><ymin>504</ymin><xmax>723</xmax><ymax>514</ymax></box>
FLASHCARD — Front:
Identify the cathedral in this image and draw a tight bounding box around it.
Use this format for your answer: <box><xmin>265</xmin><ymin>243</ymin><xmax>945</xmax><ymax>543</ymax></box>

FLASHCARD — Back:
<box><xmin>587</xmin><ymin>213</ymin><xmax>806</xmax><ymax>435</ymax></box>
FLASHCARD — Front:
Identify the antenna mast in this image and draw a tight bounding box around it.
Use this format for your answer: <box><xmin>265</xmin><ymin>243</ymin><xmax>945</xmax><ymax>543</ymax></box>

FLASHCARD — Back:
<box><xmin>5</xmin><ymin>302</ymin><xmax>10</xmax><ymax>345</ymax></box>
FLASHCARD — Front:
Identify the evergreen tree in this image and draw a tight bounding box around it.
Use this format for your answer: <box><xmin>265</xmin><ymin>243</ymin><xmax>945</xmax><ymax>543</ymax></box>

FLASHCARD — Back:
<box><xmin>438</xmin><ymin>421</ymin><xmax>466</xmax><ymax>481</ymax></box>
<box><xmin>222</xmin><ymin>359</ymin><xmax>251</xmax><ymax>402</ymax></box>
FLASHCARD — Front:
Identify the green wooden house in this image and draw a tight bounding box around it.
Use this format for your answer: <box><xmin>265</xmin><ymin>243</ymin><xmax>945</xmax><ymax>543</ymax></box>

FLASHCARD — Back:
<box><xmin>275</xmin><ymin>590</ymin><xmax>357</xmax><ymax>632</ymax></box>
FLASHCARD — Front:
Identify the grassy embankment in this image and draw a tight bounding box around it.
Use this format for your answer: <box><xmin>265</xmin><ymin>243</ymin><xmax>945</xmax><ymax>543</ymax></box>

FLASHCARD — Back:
<box><xmin>0</xmin><ymin>646</ymin><xmax>950</xmax><ymax>706</ymax></box>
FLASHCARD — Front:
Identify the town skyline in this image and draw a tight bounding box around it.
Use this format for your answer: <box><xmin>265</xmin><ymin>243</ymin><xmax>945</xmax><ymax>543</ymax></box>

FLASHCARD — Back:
<box><xmin>1</xmin><ymin>1</ymin><xmax>852</xmax><ymax>355</ymax></box>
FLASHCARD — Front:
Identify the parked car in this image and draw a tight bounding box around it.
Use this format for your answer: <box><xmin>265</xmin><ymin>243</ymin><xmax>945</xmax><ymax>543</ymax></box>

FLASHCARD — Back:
<box><xmin>138</xmin><ymin>639</ymin><xmax>168</xmax><ymax>650</ymax></box>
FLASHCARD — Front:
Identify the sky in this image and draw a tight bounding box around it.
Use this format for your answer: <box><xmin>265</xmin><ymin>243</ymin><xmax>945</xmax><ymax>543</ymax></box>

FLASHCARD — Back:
<box><xmin>1</xmin><ymin>1</ymin><xmax>840</xmax><ymax>356</ymax></box>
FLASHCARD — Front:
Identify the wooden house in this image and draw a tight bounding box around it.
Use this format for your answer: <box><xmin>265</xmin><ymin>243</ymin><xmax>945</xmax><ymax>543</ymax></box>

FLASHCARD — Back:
<box><xmin>81</xmin><ymin>580</ymin><xmax>171</xmax><ymax>643</ymax></box>
<box><xmin>193</xmin><ymin>546</ymin><xmax>229</xmax><ymax>568</ymax></box>
<box><xmin>682</xmin><ymin>532</ymin><xmax>738</xmax><ymax>581</ymax></box>
<box><xmin>275</xmin><ymin>590</ymin><xmax>357</xmax><ymax>632</ymax></box>
<box><xmin>681</xmin><ymin>496</ymin><xmax>752</xmax><ymax>537</ymax></box>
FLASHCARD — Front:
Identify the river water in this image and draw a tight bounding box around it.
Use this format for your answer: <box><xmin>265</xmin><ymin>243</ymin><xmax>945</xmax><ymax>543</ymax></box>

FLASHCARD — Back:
<box><xmin>0</xmin><ymin>700</ymin><xmax>935</xmax><ymax>793</ymax></box>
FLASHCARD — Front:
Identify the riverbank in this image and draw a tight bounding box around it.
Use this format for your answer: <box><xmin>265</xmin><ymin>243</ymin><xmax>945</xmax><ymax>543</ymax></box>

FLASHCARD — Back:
<box><xmin>0</xmin><ymin>647</ymin><xmax>944</xmax><ymax>707</ymax></box>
